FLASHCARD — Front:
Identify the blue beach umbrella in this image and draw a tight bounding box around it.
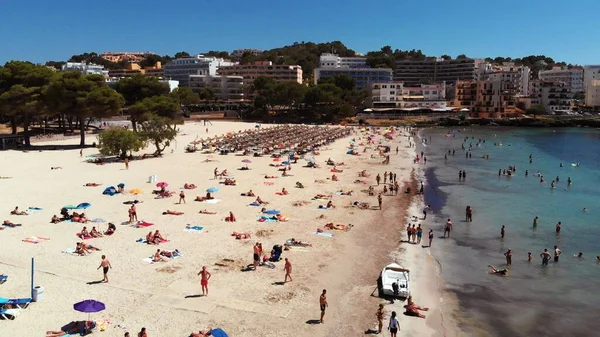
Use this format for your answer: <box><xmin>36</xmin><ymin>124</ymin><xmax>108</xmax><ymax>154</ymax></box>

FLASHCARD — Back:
<box><xmin>77</xmin><ymin>202</ymin><xmax>92</xmax><ymax>209</ymax></box>
<box><xmin>73</xmin><ymin>299</ymin><xmax>105</xmax><ymax>320</ymax></box>
<box><xmin>210</xmin><ymin>328</ymin><xmax>229</xmax><ymax>337</ymax></box>
<box><xmin>206</xmin><ymin>187</ymin><xmax>219</xmax><ymax>193</ymax></box>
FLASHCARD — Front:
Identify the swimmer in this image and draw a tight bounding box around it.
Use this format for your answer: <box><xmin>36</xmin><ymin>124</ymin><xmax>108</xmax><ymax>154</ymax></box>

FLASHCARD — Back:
<box><xmin>583</xmin><ymin>208</ymin><xmax>587</xmax><ymax>212</ymax></box>
<box><xmin>576</xmin><ymin>252</ymin><xmax>584</xmax><ymax>259</ymax></box>
<box><xmin>488</xmin><ymin>265</ymin><xmax>508</xmax><ymax>276</ymax></box>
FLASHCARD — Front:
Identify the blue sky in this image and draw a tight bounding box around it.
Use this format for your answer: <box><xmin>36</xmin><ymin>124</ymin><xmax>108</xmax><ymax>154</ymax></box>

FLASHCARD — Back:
<box><xmin>1</xmin><ymin>0</ymin><xmax>598</xmax><ymax>65</ymax></box>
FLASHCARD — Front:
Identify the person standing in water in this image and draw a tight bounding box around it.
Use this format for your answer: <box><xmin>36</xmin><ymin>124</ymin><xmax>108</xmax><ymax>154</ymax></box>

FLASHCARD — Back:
<box><xmin>528</xmin><ymin>252</ymin><xmax>532</xmax><ymax>262</ymax></box>
<box><xmin>428</xmin><ymin>229</ymin><xmax>434</xmax><ymax>247</ymax></box>
<box><xmin>533</xmin><ymin>216</ymin><xmax>538</xmax><ymax>228</ymax></box>
<box><xmin>567</xmin><ymin>177</ymin><xmax>572</xmax><ymax>185</ymax></box>
<box><xmin>501</xmin><ymin>225</ymin><xmax>506</xmax><ymax>239</ymax></box>
<box><xmin>553</xmin><ymin>245</ymin><xmax>562</xmax><ymax>263</ymax></box>
<box><xmin>504</xmin><ymin>249</ymin><xmax>513</xmax><ymax>265</ymax></box>
<box><xmin>444</xmin><ymin>219</ymin><xmax>452</xmax><ymax>238</ymax></box>
<box><xmin>540</xmin><ymin>249</ymin><xmax>552</xmax><ymax>266</ymax></box>
<box><xmin>556</xmin><ymin>221</ymin><xmax>562</xmax><ymax>234</ymax></box>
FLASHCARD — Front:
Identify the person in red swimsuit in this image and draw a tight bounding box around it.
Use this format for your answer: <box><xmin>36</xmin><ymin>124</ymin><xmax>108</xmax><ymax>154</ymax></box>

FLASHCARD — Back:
<box><xmin>198</xmin><ymin>266</ymin><xmax>212</xmax><ymax>296</ymax></box>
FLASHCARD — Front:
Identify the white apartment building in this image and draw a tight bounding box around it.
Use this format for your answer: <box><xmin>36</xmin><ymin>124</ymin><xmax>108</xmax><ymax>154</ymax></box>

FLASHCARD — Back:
<box><xmin>164</xmin><ymin>55</ymin><xmax>237</xmax><ymax>86</ymax></box>
<box><xmin>584</xmin><ymin>65</ymin><xmax>600</xmax><ymax>107</ymax></box>
<box><xmin>529</xmin><ymin>80</ymin><xmax>572</xmax><ymax>112</ymax></box>
<box><xmin>188</xmin><ymin>75</ymin><xmax>244</xmax><ymax>101</ymax></box>
<box><xmin>484</xmin><ymin>63</ymin><xmax>530</xmax><ymax>96</ymax></box>
<box><xmin>539</xmin><ymin>66</ymin><xmax>584</xmax><ymax>93</ymax></box>
<box><xmin>61</xmin><ymin>62</ymin><xmax>109</xmax><ymax>77</ymax></box>
<box><xmin>319</xmin><ymin>53</ymin><xmax>367</xmax><ymax>69</ymax></box>
<box><xmin>367</xmin><ymin>82</ymin><xmax>446</xmax><ymax>109</ymax></box>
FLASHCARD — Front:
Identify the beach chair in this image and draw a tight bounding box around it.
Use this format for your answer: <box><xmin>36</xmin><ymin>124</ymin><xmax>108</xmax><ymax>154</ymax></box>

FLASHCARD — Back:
<box><xmin>6</xmin><ymin>297</ymin><xmax>32</xmax><ymax>309</ymax></box>
<box><xmin>0</xmin><ymin>308</ymin><xmax>22</xmax><ymax>320</ymax></box>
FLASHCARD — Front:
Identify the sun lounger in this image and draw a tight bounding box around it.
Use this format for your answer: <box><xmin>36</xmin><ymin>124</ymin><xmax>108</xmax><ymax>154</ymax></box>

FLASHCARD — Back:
<box><xmin>257</xmin><ymin>216</ymin><xmax>278</xmax><ymax>223</ymax></box>
<box><xmin>0</xmin><ymin>308</ymin><xmax>22</xmax><ymax>320</ymax></box>
<box><xmin>314</xmin><ymin>232</ymin><xmax>334</xmax><ymax>238</ymax></box>
<box><xmin>2</xmin><ymin>297</ymin><xmax>32</xmax><ymax>309</ymax></box>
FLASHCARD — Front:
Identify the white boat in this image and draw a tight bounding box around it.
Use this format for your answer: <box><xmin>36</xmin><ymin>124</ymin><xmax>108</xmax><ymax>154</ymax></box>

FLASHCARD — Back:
<box><xmin>379</xmin><ymin>263</ymin><xmax>410</xmax><ymax>298</ymax></box>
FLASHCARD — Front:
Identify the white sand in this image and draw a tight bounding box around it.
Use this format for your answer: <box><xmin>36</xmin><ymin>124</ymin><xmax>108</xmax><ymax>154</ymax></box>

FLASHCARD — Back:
<box><xmin>0</xmin><ymin>121</ymin><xmax>458</xmax><ymax>336</ymax></box>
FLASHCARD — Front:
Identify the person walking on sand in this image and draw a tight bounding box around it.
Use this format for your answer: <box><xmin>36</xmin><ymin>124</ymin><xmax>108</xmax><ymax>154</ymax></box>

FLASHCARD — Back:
<box><xmin>178</xmin><ymin>190</ymin><xmax>186</xmax><ymax>204</ymax></box>
<box><xmin>97</xmin><ymin>255</ymin><xmax>112</xmax><ymax>283</ymax></box>
<box><xmin>378</xmin><ymin>194</ymin><xmax>383</xmax><ymax>210</ymax></box>
<box><xmin>129</xmin><ymin>204</ymin><xmax>138</xmax><ymax>223</ymax></box>
<box><xmin>80</xmin><ymin>149</ymin><xmax>83</xmax><ymax>158</ymax></box>
<box><xmin>388</xmin><ymin>311</ymin><xmax>399</xmax><ymax>337</ymax></box>
<box><xmin>319</xmin><ymin>289</ymin><xmax>328</xmax><ymax>323</ymax></box>
<box><xmin>138</xmin><ymin>327</ymin><xmax>147</xmax><ymax>337</ymax></box>
<box><xmin>416</xmin><ymin>224</ymin><xmax>423</xmax><ymax>244</ymax></box>
<box><xmin>284</xmin><ymin>258</ymin><xmax>292</xmax><ymax>283</ymax></box>
<box><xmin>376</xmin><ymin>304</ymin><xmax>385</xmax><ymax>334</ymax></box>
<box><xmin>198</xmin><ymin>266</ymin><xmax>211</xmax><ymax>296</ymax></box>
<box><xmin>376</xmin><ymin>174</ymin><xmax>381</xmax><ymax>186</ymax></box>
<box><xmin>214</xmin><ymin>167</ymin><xmax>218</xmax><ymax>179</ymax></box>
<box><xmin>125</xmin><ymin>157</ymin><xmax>129</xmax><ymax>170</ymax></box>
<box><xmin>253</xmin><ymin>243</ymin><xmax>260</xmax><ymax>270</ymax></box>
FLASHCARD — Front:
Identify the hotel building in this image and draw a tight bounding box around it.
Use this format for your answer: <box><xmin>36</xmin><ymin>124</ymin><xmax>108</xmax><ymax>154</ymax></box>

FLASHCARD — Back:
<box><xmin>366</xmin><ymin>82</ymin><xmax>446</xmax><ymax>109</ymax></box>
<box><xmin>61</xmin><ymin>62</ymin><xmax>109</xmax><ymax>77</ymax></box>
<box><xmin>538</xmin><ymin>67</ymin><xmax>584</xmax><ymax>93</ymax></box>
<box><xmin>584</xmin><ymin>65</ymin><xmax>600</xmax><ymax>108</ymax></box>
<box><xmin>163</xmin><ymin>55</ymin><xmax>236</xmax><ymax>86</ymax></box>
<box><xmin>394</xmin><ymin>58</ymin><xmax>484</xmax><ymax>85</ymax></box>
<box><xmin>217</xmin><ymin>61</ymin><xmax>302</xmax><ymax>86</ymax></box>
<box><xmin>314</xmin><ymin>54</ymin><xmax>392</xmax><ymax>89</ymax></box>
<box><xmin>188</xmin><ymin>75</ymin><xmax>244</xmax><ymax>101</ymax></box>
<box><xmin>528</xmin><ymin>80</ymin><xmax>573</xmax><ymax>112</ymax></box>
<box><xmin>454</xmin><ymin>79</ymin><xmax>518</xmax><ymax>118</ymax></box>
<box><xmin>107</xmin><ymin>62</ymin><xmax>164</xmax><ymax>79</ymax></box>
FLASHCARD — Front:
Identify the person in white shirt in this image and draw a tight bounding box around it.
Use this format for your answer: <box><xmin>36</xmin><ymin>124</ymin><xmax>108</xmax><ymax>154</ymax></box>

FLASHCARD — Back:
<box><xmin>388</xmin><ymin>311</ymin><xmax>399</xmax><ymax>336</ymax></box>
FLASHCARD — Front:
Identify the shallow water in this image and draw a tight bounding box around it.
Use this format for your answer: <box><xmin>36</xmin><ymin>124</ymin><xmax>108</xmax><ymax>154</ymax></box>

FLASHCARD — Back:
<box><xmin>420</xmin><ymin>127</ymin><xmax>600</xmax><ymax>337</ymax></box>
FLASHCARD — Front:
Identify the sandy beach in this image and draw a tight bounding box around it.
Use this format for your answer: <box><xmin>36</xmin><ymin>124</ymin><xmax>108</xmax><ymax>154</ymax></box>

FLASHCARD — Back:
<box><xmin>0</xmin><ymin>121</ymin><xmax>458</xmax><ymax>336</ymax></box>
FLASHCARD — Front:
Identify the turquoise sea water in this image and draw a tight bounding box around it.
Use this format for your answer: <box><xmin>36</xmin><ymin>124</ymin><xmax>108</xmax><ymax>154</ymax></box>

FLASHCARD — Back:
<box><xmin>421</xmin><ymin>127</ymin><xmax>600</xmax><ymax>337</ymax></box>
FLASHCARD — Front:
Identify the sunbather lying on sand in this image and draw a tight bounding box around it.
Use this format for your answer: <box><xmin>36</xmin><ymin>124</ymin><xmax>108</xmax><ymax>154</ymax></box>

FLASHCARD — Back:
<box><xmin>11</xmin><ymin>206</ymin><xmax>28</xmax><ymax>215</ymax></box>
<box><xmin>313</xmin><ymin>194</ymin><xmax>332</xmax><ymax>200</ymax></box>
<box><xmin>224</xmin><ymin>178</ymin><xmax>236</xmax><ymax>185</ymax></box>
<box><xmin>282</xmin><ymin>171</ymin><xmax>293</xmax><ymax>177</ymax></box>
<box><xmin>71</xmin><ymin>212</ymin><xmax>88</xmax><ymax>223</ymax></box>
<box><xmin>241</xmin><ymin>189</ymin><xmax>256</xmax><ymax>197</ymax></box>
<box><xmin>265</xmin><ymin>175</ymin><xmax>278</xmax><ymax>179</ymax></box>
<box><xmin>280</xmin><ymin>188</ymin><xmax>289</xmax><ymax>195</ymax></box>
<box><xmin>51</xmin><ymin>215</ymin><xmax>61</xmax><ymax>223</ymax></box>
<box><xmin>287</xmin><ymin>238</ymin><xmax>312</xmax><ymax>247</ymax></box>
<box><xmin>3</xmin><ymin>220</ymin><xmax>21</xmax><ymax>227</ymax></box>
<box><xmin>295</xmin><ymin>182</ymin><xmax>305</xmax><ymax>188</ymax></box>
<box><xmin>163</xmin><ymin>210</ymin><xmax>184</xmax><ymax>215</ymax></box>
<box><xmin>352</xmin><ymin>201</ymin><xmax>370</xmax><ymax>209</ymax></box>
<box><xmin>190</xmin><ymin>329</ymin><xmax>212</xmax><ymax>337</ymax></box>
<box><xmin>330</xmin><ymin>167</ymin><xmax>343</xmax><ymax>173</ymax></box>
<box><xmin>331</xmin><ymin>174</ymin><xmax>339</xmax><ymax>181</ymax></box>
<box><xmin>90</xmin><ymin>226</ymin><xmax>103</xmax><ymax>238</ymax></box>
<box><xmin>46</xmin><ymin>321</ymin><xmax>94</xmax><ymax>337</ymax></box>
<box><xmin>354</xmin><ymin>179</ymin><xmax>367</xmax><ymax>184</ymax></box>
<box><xmin>358</xmin><ymin>170</ymin><xmax>370</xmax><ymax>177</ymax></box>
<box><xmin>195</xmin><ymin>192</ymin><xmax>214</xmax><ymax>202</ymax></box>
<box><xmin>232</xmin><ymin>231</ymin><xmax>251</xmax><ymax>239</ymax></box>
<box><xmin>338</xmin><ymin>190</ymin><xmax>353</xmax><ymax>195</ymax></box>
<box><xmin>81</xmin><ymin>242</ymin><xmax>101</xmax><ymax>251</ymax></box>
<box><xmin>84</xmin><ymin>183</ymin><xmax>102</xmax><ymax>187</ymax></box>
<box><xmin>160</xmin><ymin>249</ymin><xmax>180</xmax><ymax>258</ymax></box>
<box><xmin>75</xmin><ymin>242</ymin><xmax>88</xmax><ymax>255</ymax></box>
<box><xmin>184</xmin><ymin>183</ymin><xmax>197</xmax><ymax>189</ymax></box>
<box><xmin>199</xmin><ymin>209</ymin><xmax>217</xmax><ymax>214</ymax></box>
<box><xmin>50</xmin><ymin>166</ymin><xmax>62</xmax><ymax>170</ymax></box>
<box><xmin>324</xmin><ymin>223</ymin><xmax>352</xmax><ymax>231</ymax></box>
<box><xmin>255</xmin><ymin>196</ymin><xmax>269</xmax><ymax>205</ymax></box>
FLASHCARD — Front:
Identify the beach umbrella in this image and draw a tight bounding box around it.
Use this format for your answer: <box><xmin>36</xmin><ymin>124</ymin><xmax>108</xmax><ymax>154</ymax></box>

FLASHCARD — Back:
<box><xmin>206</xmin><ymin>187</ymin><xmax>219</xmax><ymax>193</ymax></box>
<box><xmin>73</xmin><ymin>299</ymin><xmax>105</xmax><ymax>320</ymax></box>
<box><xmin>241</xmin><ymin>159</ymin><xmax>252</xmax><ymax>164</ymax></box>
<box><xmin>77</xmin><ymin>202</ymin><xmax>91</xmax><ymax>209</ymax></box>
<box><xmin>210</xmin><ymin>328</ymin><xmax>229</xmax><ymax>337</ymax></box>
<box><xmin>156</xmin><ymin>182</ymin><xmax>168</xmax><ymax>188</ymax></box>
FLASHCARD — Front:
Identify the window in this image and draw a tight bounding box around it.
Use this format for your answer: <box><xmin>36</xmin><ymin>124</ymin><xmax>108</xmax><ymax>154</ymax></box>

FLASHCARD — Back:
<box><xmin>390</xmin><ymin>85</ymin><xmax>395</xmax><ymax>88</ymax></box>
<box><xmin>382</xmin><ymin>85</ymin><xmax>387</xmax><ymax>88</ymax></box>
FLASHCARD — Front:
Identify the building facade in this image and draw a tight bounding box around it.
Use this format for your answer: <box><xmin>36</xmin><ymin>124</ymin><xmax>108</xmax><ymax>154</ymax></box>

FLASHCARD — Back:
<box><xmin>367</xmin><ymin>82</ymin><xmax>446</xmax><ymax>109</ymax></box>
<box><xmin>188</xmin><ymin>75</ymin><xmax>244</xmax><ymax>101</ymax></box>
<box><xmin>61</xmin><ymin>62</ymin><xmax>109</xmax><ymax>77</ymax></box>
<box><xmin>319</xmin><ymin>53</ymin><xmax>368</xmax><ymax>69</ymax></box>
<box><xmin>454</xmin><ymin>80</ymin><xmax>518</xmax><ymax>118</ymax></box>
<box><xmin>394</xmin><ymin>58</ymin><xmax>484</xmax><ymax>85</ymax></box>
<box><xmin>539</xmin><ymin>67</ymin><xmax>584</xmax><ymax>93</ymax></box>
<box><xmin>584</xmin><ymin>65</ymin><xmax>600</xmax><ymax>107</ymax></box>
<box><xmin>529</xmin><ymin>80</ymin><xmax>573</xmax><ymax>112</ymax></box>
<box><xmin>217</xmin><ymin>61</ymin><xmax>302</xmax><ymax>86</ymax></box>
<box><xmin>314</xmin><ymin>53</ymin><xmax>391</xmax><ymax>89</ymax></box>
<box><xmin>164</xmin><ymin>55</ymin><xmax>237</xmax><ymax>86</ymax></box>
<box><xmin>100</xmin><ymin>52</ymin><xmax>153</xmax><ymax>63</ymax></box>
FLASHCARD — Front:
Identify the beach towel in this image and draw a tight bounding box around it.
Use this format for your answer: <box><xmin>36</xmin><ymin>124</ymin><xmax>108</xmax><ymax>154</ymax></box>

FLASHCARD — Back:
<box><xmin>1</xmin><ymin>223</ymin><xmax>20</xmax><ymax>228</ymax></box>
<box><xmin>76</xmin><ymin>233</ymin><xmax>93</xmax><ymax>240</ymax></box>
<box><xmin>314</xmin><ymin>232</ymin><xmax>334</xmax><ymax>238</ymax></box>
<box><xmin>184</xmin><ymin>226</ymin><xmax>204</xmax><ymax>233</ymax></box>
<box><xmin>248</xmin><ymin>202</ymin><xmax>260</xmax><ymax>206</ymax></box>
<box><xmin>263</xmin><ymin>182</ymin><xmax>274</xmax><ymax>185</ymax></box>
<box><xmin>257</xmin><ymin>216</ymin><xmax>278</xmax><ymax>223</ymax></box>
<box><xmin>317</xmin><ymin>206</ymin><xmax>330</xmax><ymax>210</ymax></box>
<box><xmin>62</xmin><ymin>248</ymin><xmax>77</xmax><ymax>254</ymax></box>
<box><xmin>262</xmin><ymin>209</ymin><xmax>281</xmax><ymax>215</ymax></box>
<box><xmin>143</xmin><ymin>251</ymin><xmax>181</xmax><ymax>263</ymax></box>
<box><xmin>22</xmin><ymin>237</ymin><xmax>50</xmax><ymax>244</ymax></box>
<box><xmin>27</xmin><ymin>207</ymin><xmax>43</xmax><ymax>213</ymax></box>
<box><xmin>91</xmin><ymin>218</ymin><xmax>106</xmax><ymax>223</ymax></box>
<box><xmin>201</xmin><ymin>199</ymin><xmax>221</xmax><ymax>204</ymax></box>
<box><xmin>123</xmin><ymin>200</ymin><xmax>142</xmax><ymax>205</ymax></box>
<box><xmin>133</xmin><ymin>221</ymin><xmax>154</xmax><ymax>228</ymax></box>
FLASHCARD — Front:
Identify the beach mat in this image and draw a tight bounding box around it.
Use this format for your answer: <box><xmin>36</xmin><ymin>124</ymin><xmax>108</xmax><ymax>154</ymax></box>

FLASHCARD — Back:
<box><xmin>201</xmin><ymin>199</ymin><xmax>221</xmax><ymax>204</ymax></box>
<box><xmin>23</xmin><ymin>237</ymin><xmax>50</xmax><ymax>244</ymax></box>
<box><xmin>184</xmin><ymin>226</ymin><xmax>204</xmax><ymax>233</ymax></box>
<box><xmin>314</xmin><ymin>232</ymin><xmax>333</xmax><ymax>238</ymax></box>
<box><xmin>136</xmin><ymin>238</ymin><xmax>169</xmax><ymax>244</ymax></box>
<box><xmin>62</xmin><ymin>248</ymin><xmax>77</xmax><ymax>255</ymax></box>
<box><xmin>132</xmin><ymin>221</ymin><xmax>154</xmax><ymax>228</ymax></box>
